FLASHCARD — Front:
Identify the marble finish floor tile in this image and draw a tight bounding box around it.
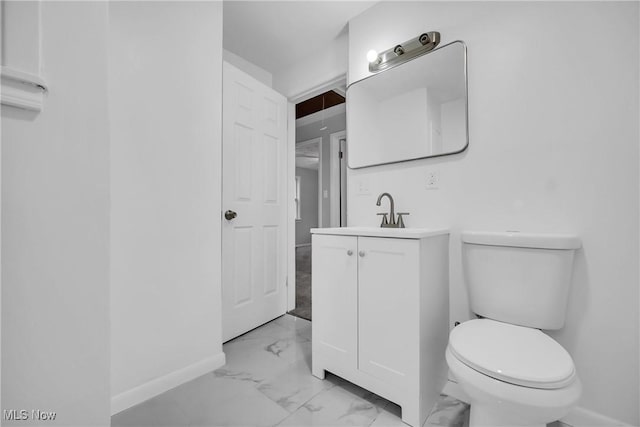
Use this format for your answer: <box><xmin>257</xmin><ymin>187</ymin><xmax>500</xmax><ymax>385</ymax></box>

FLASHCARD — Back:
<box><xmin>424</xmin><ymin>395</ymin><xmax>469</xmax><ymax>427</ymax></box>
<box><xmin>220</xmin><ymin>320</ymin><xmax>312</xmax><ymax>384</ymax></box>
<box><xmin>175</xmin><ymin>376</ymin><xmax>290</xmax><ymax>427</ymax></box>
<box><xmin>276</xmin><ymin>380</ymin><xmax>387</xmax><ymax>427</ymax></box>
<box><xmin>272</xmin><ymin>314</ymin><xmax>312</xmax><ymax>339</ymax></box>
<box><xmin>112</xmin><ymin>314</ymin><xmax>470</xmax><ymax>427</ymax></box>
<box><xmin>370</xmin><ymin>402</ymin><xmax>406</xmax><ymax>427</ymax></box>
<box><xmin>257</xmin><ymin>359</ymin><xmax>334</xmax><ymax>413</ymax></box>
<box><xmin>111</xmin><ymin>393</ymin><xmax>190</xmax><ymax>427</ymax></box>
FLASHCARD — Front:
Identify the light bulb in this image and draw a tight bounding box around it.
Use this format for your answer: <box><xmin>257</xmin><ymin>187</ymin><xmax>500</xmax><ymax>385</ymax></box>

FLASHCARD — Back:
<box><xmin>366</xmin><ymin>49</ymin><xmax>379</xmax><ymax>63</ymax></box>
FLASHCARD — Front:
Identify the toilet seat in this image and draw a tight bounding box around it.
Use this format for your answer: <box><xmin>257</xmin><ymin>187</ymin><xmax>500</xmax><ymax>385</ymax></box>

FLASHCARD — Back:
<box><xmin>449</xmin><ymin>319</ymin><xmax>576</xmax><ymax>389</ymax></box>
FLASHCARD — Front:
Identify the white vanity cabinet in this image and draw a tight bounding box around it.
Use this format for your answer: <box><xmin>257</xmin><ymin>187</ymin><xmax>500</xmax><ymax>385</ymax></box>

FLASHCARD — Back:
<box><xmin>311</xmin><ymin>228</ymin><xmax>450</xmax><ymax>427</ymax></box>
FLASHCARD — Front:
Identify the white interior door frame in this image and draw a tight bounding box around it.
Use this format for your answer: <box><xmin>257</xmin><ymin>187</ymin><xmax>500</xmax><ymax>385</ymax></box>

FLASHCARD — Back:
<box><xmin>329</xmin><ymin>130</ymin><xmax>346</xmax><ymax>227</ymax></box>
<box><xmin>286</xmin><ymin>73</ymin><xmax>347</xmax><ymax>312</ymax></box>
<box><xmin>287</xmin><ymin>102</ymin><xmax>296</xmax><ymax>312</ymax></box>
<box><xmin>289</xmin><ymin>74</ymin><xmax>347</xmax><ymax>108</ymax></box>
<box><xmin>296</xmin><ymin>137</ymin><xmax>323</xmax><ymax>229</ymax></box>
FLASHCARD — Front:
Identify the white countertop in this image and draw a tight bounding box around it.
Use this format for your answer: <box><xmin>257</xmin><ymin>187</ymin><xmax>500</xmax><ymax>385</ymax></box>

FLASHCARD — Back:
<box><xmin>310</xmin><ymin>226</ymin><xmax>449</xmax><ymax>239</ymax></box>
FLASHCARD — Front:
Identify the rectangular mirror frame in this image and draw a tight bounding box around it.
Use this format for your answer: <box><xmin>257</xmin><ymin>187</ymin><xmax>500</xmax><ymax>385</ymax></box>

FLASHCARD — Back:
<box><xmin>346</xmin><ymin>40</ymin><xmax>469</xmax><ymax>169</ymax></box>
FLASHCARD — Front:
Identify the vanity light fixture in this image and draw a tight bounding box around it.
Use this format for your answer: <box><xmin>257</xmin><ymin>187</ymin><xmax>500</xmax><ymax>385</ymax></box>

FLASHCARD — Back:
<box><xmin>368</xmin><ymin>31</ymin><xmax>441</xmax><ymax>73</ymax></box>
<box><xmin>366</xmin><ymin>49</ymin><xmax>379</xmax><ymax>63</ymax></box>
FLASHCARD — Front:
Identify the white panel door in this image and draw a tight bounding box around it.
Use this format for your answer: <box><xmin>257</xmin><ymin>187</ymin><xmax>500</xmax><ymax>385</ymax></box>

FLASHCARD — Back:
<box><xmin>312</xmin><ymin>234</ymin><xmax>358</xmax><ymax>373</ymax></box>
<box><xmin>222</xmin><ymin>62</ymin><xmax>288</xmax><ymax>342</ymax></box>
<box><xmin>358</xmin><ymin>237</ymin><xmax>420</xmax><ymax>385</ymax></box>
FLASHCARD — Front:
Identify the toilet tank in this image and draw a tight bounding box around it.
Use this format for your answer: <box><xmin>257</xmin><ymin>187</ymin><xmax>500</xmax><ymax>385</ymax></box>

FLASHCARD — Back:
<box><xmin>462</xmin><ymin>231</ymin><xmax>581</xmax><ymax>330</ymax></box>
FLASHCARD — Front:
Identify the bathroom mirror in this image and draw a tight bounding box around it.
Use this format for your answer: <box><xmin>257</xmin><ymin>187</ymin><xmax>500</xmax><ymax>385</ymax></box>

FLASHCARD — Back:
<box><xmin>347</xmin><ymin>41</ymin><xmax>468</xmax><ymax>169</ymax></box>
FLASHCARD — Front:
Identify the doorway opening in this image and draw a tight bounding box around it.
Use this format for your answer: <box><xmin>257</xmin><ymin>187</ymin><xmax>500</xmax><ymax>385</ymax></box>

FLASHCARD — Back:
<box><xmin>289</xmin><ymin>89</ymin><xmax>347</xmax><ymax>321</ymax></box>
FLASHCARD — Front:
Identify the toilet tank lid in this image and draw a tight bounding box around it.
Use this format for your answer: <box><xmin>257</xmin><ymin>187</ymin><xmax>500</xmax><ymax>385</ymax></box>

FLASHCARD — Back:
<box><xmin>461</xmin><ymin>231</ymin><xmax>581</xmax><ymax>250</ymax></box>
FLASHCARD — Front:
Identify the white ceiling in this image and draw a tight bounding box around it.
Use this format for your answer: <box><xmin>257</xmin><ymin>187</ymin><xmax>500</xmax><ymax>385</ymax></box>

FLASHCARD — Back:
<box><xmin>295</xmin><ymin>156</ymin><xmax>319</xmax><ymax>170</ymax></box>
<box><xmin>296</xmin><ymin>140</ymin><xmax>320</xmax><ymax>158</ymax></box>
<box><xmin>223</xmin><ymin>1</ymin><xmax>376</xmax><ymax>74</ymax></box>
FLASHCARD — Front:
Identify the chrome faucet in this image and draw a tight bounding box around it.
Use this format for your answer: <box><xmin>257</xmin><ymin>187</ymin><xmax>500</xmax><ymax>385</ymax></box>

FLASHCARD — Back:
<box><xmin>376</xmin><ymin>193</ymin><xmax>409</xmax><ymax>228</ymax></box>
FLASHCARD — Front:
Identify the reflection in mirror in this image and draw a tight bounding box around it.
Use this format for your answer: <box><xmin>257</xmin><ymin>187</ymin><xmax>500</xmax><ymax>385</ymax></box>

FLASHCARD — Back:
<box><xmin>347</xmin><ymin>41</ymin><xmax>468</xmax><ymax>169</ymax></box>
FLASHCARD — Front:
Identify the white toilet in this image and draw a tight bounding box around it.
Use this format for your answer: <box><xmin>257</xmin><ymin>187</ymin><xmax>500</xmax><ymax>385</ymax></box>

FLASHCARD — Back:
<box><xmin>447</xmin><ymin>231</ymin><xmax>582</xmax><ymax>427</ymax></box>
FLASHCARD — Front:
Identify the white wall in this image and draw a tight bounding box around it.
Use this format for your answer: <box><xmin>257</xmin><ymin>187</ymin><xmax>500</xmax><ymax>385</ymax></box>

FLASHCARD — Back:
<box><xmin>109</xmin><ymin>1</ymin><xmax>224</xmax><ymax>412</ymax></box>
<box><xmin>348</xmin><ymin>2</ymin><xmax>639</xmax><ymax>425</ymax></box>
<box><xmin>223</xmin><ymin>49</ymin><xmax>273</xmax><ymax>87</ymax></box>
<box><xmin>1</xmin><ymin>2</ymin><xmax>111</xmax><ymax>425</ymax></box>
<box><xmin>273</xmin><ymin>33</ymin><xmax>348</xmax><ymax>99</ymax></box>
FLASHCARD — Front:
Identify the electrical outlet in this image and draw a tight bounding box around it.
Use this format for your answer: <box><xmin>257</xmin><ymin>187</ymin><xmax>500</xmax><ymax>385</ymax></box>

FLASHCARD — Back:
<box><xmin>357</xmin><ymin>178</ymin><xmax>370</xmax><ymax>195</ymax></box>
<box><xmin>426</xmin><ymin>170</ymin><xmax>439</xmax><ymax>189</ymax></box>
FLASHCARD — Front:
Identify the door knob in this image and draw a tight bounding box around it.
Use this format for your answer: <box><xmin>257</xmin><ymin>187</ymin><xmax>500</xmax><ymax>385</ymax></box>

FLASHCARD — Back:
<box><xmin>224</xmin><ymin>210</ymin><xmax>237</xmax><ymax>220</ymax></box>
<box><xmin>347</xmin><ymin>250</ymin><xmax>353</xmax><ymax>256</ymax></box>
<box><xmin>359</xmin><ymin>251</ymin><xmax>365</xmax><ymax>257</ymax></box>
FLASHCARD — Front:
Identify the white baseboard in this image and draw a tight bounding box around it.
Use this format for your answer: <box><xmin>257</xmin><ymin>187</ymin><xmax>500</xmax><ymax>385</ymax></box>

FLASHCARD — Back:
<box><xmin>111</xmin><ymin>352</ymin><xmax>226</xmax><ymax>415</ymax></box>
<box><xmin>441</xmin><ymin>380</ymin><xmax>633</xmax><ymax>427</ymax></box>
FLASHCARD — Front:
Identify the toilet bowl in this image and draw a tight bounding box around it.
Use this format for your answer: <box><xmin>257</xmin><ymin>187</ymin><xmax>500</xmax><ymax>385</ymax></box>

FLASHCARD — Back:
<box><xmin>450</xmin><ymin>231</ymin><xmax>583</xmax><ymax>427</ymax></box>
<box><xmin>447</xmin><ymin>319</ymin><xmax>581</xmax><ymax>427</ymax></box>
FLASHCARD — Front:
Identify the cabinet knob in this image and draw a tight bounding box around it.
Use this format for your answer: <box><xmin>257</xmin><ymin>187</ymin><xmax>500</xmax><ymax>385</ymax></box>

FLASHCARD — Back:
<box><xmin>347</xmin><ymin>250</ymin><xmax>353</xmax><ymax>256</ymax></box>
<box><xmin>359</xmin><ymin>251</ymin><xmax>365</xmax><ymax>257</ymax></box>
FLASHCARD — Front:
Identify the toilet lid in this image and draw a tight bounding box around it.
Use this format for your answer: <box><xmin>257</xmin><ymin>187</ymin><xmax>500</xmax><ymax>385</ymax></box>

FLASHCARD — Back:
<box><xmin>449</xmin><ymin>319</ymin><xmax>576</xmax><ymax>389</ymax></box>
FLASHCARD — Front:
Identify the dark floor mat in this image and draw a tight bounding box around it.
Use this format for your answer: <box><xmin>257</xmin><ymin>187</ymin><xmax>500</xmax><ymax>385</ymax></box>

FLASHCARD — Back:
<box><xmin>288</xmin><ymin>245</ymin><xmax>311</xmax><ymax>321</ymax></box>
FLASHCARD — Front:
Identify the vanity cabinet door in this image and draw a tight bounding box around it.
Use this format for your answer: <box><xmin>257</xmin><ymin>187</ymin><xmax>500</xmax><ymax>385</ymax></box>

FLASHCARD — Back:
<box><xmin>357</xmin><ymin>237</ymin><xmax>420</xmax><ymax>386</ymax></box>
<box><xmin>312</xmin><ymin>234</ymin><xmax>358</xmax><ymax>371</ymax></box>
